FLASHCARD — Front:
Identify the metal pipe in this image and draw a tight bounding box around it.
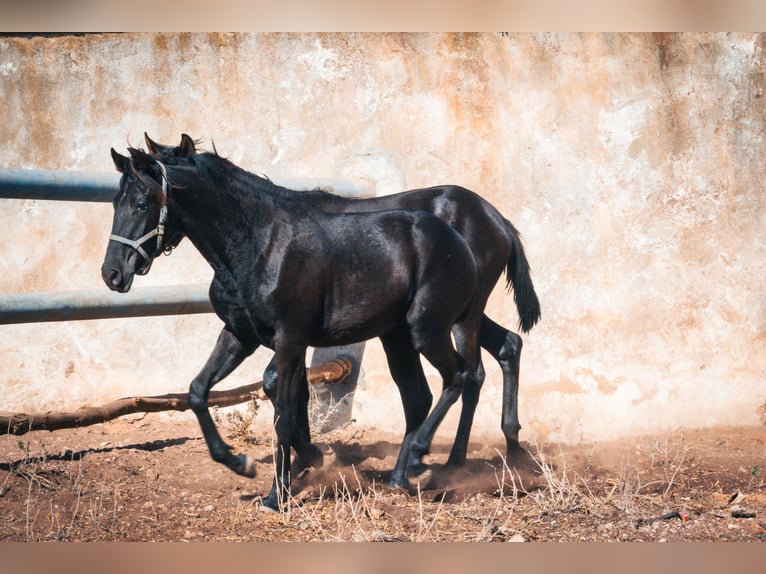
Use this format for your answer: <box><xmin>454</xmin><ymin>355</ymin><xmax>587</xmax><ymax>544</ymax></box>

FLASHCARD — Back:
<box><xmin>0</xmin><ymin>168</ymin><xmax>374</xmax><ymax>202</ymax></box>
<box><xmin>0</xmin><ymin>168</ymin><xmax>120</xmax><ymax>202</ymax></box>
<box><xmin>0</xmin><ymin>284</ymin><xmax>214</xmax><ymax>324</ymax></box>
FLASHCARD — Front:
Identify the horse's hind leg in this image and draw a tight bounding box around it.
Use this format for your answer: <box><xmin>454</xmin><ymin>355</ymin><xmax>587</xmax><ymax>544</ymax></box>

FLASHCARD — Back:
<box><xmin>445</xmin><ymin>335</ymin><xmax>486</xmax><ymax>468</ymax></box>
<box><xmin>380</xmin><ymin>327</ymin><xmax>433</xmax><ymax>489</ymax></box>
<box><xmin>188</xmin><ymin>328</ymin><xmax>258</xmax><ymax>477</ymax></box>
<box><xmin>407</xmin><ymin>314</ymin><xmax>483</xmax><ymax>478</ymax></box>
<box><xmin>262</xmin><ymin>358</ymin><xmax>323</xmax><ymax>471</ymax></box>
<box><xmin>478</xmin><ymin>315</ymin><xmax>525</xmax><ymax>457</ymax></box>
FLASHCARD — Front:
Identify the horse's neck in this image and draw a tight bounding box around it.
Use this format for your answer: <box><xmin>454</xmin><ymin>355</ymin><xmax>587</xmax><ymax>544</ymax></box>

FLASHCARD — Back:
<box><xmin>171</xmin><ymin>183</ymin><xmax>275</xmax><ymax>278</ymax></box>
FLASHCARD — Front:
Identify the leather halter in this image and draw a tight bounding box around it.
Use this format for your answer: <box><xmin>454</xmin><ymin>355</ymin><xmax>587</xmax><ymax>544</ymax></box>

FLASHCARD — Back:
<box><xmin>109</xmin><ymin>160</ymin><xmax>170</xmax><ymax>261</ymax></box>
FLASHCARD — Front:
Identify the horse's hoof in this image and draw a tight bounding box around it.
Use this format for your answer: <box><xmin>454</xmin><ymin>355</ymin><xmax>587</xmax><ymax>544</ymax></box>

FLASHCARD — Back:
<box><xmin>407</xmin><ymin>466</ymin><xmax>433</xmax><ymax>490</ymax></box>
<box><xmin>387</xmin><ymin>469</ymin><xmax>408</xmax><ymax>489</ymax></box>
<box><xmin>260</xmin><ymin>492</ymin><xmax>281</xmax><ymax>513</ymax></box>
<box><xmin>258</xmin><ymin>500</ymin><xmax>279</xmax><ymax>514</ymax></box>
<box><xmin>236</xmin><ymin>454</ymin><xmax>257</xmax><ymax>478</ymax></box>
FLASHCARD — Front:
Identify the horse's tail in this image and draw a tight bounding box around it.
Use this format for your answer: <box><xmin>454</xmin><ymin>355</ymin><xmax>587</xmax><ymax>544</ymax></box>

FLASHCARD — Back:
<box><xmin>503</xmin><ymin>219</ymin><xmax>541</xmax><ymax>333</ymax></box>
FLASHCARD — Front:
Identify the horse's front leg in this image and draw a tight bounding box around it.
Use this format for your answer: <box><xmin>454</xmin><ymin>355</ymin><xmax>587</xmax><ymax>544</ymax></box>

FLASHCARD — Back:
<box><xmin>261</xmin><ymin>344</ymin><xmax>307</xmax><ymax>512</ymax></box>
<box><xmin>188</xmin><ymin>327</ymin><xmax>258</xmax><ymax>477</ymax></box>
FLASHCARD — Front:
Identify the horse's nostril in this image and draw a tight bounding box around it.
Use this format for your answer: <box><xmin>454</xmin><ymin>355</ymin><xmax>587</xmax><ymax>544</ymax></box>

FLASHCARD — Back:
<box><xmin>105</xmin><ymin>268</ymin><xmax>121</xmax><ymax>288</ymax></box>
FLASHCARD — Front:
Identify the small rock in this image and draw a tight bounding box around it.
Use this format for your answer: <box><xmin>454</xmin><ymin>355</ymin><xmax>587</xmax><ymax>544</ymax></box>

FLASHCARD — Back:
<box><xmin>730</xmin><ymin>505</ymin><xmax>756</xmax><ymax>519</ymax></box>
<box><xmin>727</xmin><ymin>491</ymin><xmax>745</xmax><ymax>506</ymax></box>
<box><xmin>508</xmin><ymin>533</ymin><xmax>526</xmax><ymax>543</ymax></box>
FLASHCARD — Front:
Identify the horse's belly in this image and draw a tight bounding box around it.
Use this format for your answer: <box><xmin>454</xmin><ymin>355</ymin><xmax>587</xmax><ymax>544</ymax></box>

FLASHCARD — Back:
<box><xmin>310</xmin><ymin>299</ymin><xmax>405</xmax><ymax>347</ymax></box>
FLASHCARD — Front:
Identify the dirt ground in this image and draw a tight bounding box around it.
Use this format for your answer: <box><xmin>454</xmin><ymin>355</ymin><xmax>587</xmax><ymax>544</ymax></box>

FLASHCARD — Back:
<box><xmin>1</xmin><ymin>412</ymin><xmax>764</xmax><ymax>542</ymax></box>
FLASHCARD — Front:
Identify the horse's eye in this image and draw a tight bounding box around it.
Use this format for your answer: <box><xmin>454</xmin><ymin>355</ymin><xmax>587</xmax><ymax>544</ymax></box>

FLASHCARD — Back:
<box><xmin>136</xmin><ymin>201</ymin><xmax>148</xmax><ymax>212</ymax></box>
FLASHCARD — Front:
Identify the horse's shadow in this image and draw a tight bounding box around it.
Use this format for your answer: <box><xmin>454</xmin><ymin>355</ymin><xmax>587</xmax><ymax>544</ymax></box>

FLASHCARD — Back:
<box><xmin>242</xmin><ymin>438</ymin><xmax>544</xmax><ymax>504</ymax></box>
<box><xmin>0</xmin><ymin>436</ymin><xmax>198</xmax><ymax>472</ymax></box>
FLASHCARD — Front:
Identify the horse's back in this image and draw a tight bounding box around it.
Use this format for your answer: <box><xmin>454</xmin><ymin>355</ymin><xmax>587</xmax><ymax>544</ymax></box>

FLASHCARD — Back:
<box><xmin>329</xmin><ymin>185</ymin><xmax>512</xmax><ymax>290</ymax></box>
<box><xmin>332</xmin><ymin>207</ymin><xmax>476</xmax><ymax>283</ymax></box>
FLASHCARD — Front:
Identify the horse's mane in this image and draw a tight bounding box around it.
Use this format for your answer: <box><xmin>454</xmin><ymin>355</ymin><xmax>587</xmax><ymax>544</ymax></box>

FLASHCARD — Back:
<box><xmin>188</xmin><ymin>151</ymin><xmax>335</xmax><ymax>203</ymax></box>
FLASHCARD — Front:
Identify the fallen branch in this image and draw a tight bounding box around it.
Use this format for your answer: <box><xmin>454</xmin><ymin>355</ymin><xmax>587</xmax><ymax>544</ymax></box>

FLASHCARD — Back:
<box><xmin>0</xmin><ymin>357</ymin><xmax>353</xmax><ymax>436</ymax></box>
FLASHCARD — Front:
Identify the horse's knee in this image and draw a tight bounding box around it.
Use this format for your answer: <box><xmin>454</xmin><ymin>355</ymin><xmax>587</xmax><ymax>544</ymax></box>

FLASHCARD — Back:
<box><xmin>461</xmin><ymin>355</ymin><xmax>485</xmax><ymax>386</ymax></box>
<box><xmin>444</xmin><ymin>373</ymin><xmax>470</xmax><ymax>404</ymax></box>
<box><xmin>188</xmin><ymin>379</ymin><xmax>208</xmax><ymax>412</ymax></box>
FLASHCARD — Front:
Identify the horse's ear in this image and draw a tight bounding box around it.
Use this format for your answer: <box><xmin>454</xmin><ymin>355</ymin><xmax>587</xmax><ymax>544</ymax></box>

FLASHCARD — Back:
<box><xmin>144</xmin><ymin>132</ymin><xmax>161</xmax><ymax>156</ymax></box>
<box><xmin>111</xmin><ymin>148</ymin><xmax>130</xmax><ymax>173</ymax></box>
<box><xmin>179</xmin><ymin>133</ymin><xmax>196</xmax><ymax>157</ymax></box>
<box><xmin>127</xmin><ymin>147</ymin><xmax>155</xmax><ymax>171</ymax></box>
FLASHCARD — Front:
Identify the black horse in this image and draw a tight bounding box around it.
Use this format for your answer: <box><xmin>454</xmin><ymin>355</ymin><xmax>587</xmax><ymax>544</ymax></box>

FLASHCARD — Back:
<box><xmin>144</xmin><ymin>134</ymin><xmax>541</xmax><ymax>468</ymax></box>
<box><xmin>103</xmin><ymin>147</ymin><xmax>488</xmax><ymax>511</ymax></box>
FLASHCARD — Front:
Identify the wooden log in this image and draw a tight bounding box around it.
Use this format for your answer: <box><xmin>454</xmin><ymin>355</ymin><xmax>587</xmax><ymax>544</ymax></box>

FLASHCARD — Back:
<box><xmin>0</xmin><ymin>358</ymin><xmax>353</xmax><ymax>436</ymax></box>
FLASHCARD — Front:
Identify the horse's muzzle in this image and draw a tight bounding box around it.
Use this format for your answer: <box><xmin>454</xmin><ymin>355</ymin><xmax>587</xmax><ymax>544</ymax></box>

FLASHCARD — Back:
<box><xmin>102</xmin><ymin>266</ymin><xmax>134</xmax><ymax>293</ymax></box>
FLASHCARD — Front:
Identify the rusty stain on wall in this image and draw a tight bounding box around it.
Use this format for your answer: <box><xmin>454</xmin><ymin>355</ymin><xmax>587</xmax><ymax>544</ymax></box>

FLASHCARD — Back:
<box><xmin>0</xmin><ymin>33</ymin><xmax>764</xmax><ymax>445</ymax></box>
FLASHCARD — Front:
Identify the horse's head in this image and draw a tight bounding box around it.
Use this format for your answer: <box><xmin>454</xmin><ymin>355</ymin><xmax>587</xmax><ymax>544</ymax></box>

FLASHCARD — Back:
<box><xmin>101</xmin><ymin>147</ymin><xmax>182</xmax><ymax>293</ymax></box>
<box><xmin>144</xmin><ymin>132</ymin><xmax>197</xmax><ymax>164</ymax></box>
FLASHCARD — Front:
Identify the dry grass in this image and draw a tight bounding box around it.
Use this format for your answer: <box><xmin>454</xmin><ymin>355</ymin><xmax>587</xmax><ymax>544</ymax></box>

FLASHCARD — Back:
<box><xmin>1</xmin><ymin>420</ymin><xmax>764</xmax><ymax>542</ymax></box>
<box><xmin>212</xmin><ymin>394</ymin><xmax>262</xmax><ymax>444</ymax></box>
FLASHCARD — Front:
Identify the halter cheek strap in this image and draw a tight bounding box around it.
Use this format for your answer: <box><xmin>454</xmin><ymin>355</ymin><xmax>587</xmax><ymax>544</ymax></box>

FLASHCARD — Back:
<box><xmin>108</xmin><ymin>210</ymin><xmax>167</xmax><ymax>260</ymax></box>
<box><xmin>109</xmin><ymin>161</ymin><xmax>170</xmax><ymax>261</ymax></box>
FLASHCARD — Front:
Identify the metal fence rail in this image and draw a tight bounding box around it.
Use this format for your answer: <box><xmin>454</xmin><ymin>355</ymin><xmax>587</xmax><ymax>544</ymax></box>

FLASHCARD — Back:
<box><xmin>0</xmin><ymin>167</ymin><xmax>120</xmax><ymax>202</ymax></box>
<box><xmin>0</xmin><ymin>284</ymin><xmax>213</xmax><ymax>324</ymax></box>
<box><xmin>0</xmin><ymin>167</ymin><xmax>373</xmax><ymax>202</ymax></box>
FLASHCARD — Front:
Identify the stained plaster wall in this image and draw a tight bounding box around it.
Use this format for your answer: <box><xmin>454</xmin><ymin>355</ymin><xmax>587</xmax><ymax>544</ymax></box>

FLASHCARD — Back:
<box><xmin>0</xmin><ymin>33</ymin><xmax>764</xmax><ymax>445</ymax></box>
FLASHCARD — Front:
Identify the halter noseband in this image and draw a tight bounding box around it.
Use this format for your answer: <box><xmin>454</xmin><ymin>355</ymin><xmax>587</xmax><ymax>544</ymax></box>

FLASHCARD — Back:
<box><xmin>109</xmin><ymin>160</ymin><xmax>170</xmax><ymax>261</ymax></box>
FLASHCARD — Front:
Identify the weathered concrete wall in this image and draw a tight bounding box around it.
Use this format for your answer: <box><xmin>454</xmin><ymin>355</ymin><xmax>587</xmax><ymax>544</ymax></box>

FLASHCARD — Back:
<box><xmin>1</xmin><ymin>33</ymin><xmax>764</xmax><ymax>444</ymax></box>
